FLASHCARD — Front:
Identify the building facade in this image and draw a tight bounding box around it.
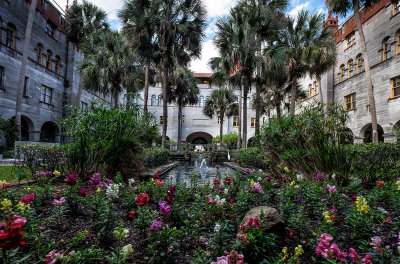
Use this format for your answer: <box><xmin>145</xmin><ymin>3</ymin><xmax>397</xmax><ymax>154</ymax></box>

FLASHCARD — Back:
<box><xmin>0</xmin><ymin>0</ymin><xmax>112</xmax><ymax>143</ymax></box>
<box><xmin>298</xmin><ymin>0</ymin><xmax>400</xmax><ymax>143</ymax></box>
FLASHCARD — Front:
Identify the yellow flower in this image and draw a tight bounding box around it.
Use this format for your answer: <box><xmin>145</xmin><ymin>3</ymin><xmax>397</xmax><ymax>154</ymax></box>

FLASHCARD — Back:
<box><xmin>1</xmin><ymin>199</ymin><xmax>12</xmax><ymax>211</ymax></box>
<box><xmin>121</xmin><ymin>244</ymin><xmax>133</xmax><ymax>258</ymax></box>
<box><xmin>282</xmin><ymin>247</ymin><xmax>287</xmax><ymax>254</ymax></box>
<box><xmin>282</xmin><ymin>247</ymin><xmax>289</xmax><ymax>261</ymax></box>
<box><xmin>284</xmin><ymin>167</ymin><xmax>289</xmax><ymax>173</ymax></box>
<box><xmin>150</xmin><ymin>178</ymin><xmax>154</xmax><ymax>182</ymax></box>
<box><xmin>396</xmin><ymin>180</ymin><xmax>400</xmax><ymax>191</ymax></box>
<box><xmin>17</xmin><ymin>202</ymin><xmax>30</xmax><ymax>213</ymax></box>
<box><xmin>173</xmin><ymin>227</ymin><xmax>177</xmax><ymax>231</ymax></box>
<box><xmin>295</xmin><ymin>245</ymin><xmax>304</xmax><ymax>256</ymax></box>
<box><xmin>355</xmin><ymin>196</ymin><xmax>369</xmax><ymax>214</ymax></box>
<box><xmin>53</xmin><ymin>170</ymin><xmax>61</xmax><ymax>177</ymax></box>
<box><xmin>84</xmin><ymin>230</ymin><xmax>89</xmax><ymax>237</ymax></box>
<box><xmin>0</xmin><ymin>180</ymin><xmax>7</xmax><ymax>185</ymax></box>
<box><xmin>290</xmin><ymin>181</ymin><xmax>295</xmax><ymax>187</ymax></box>
<box><xmin>324</xmin><ymin>212</ymin><xmax>332</xmax><ymax>223</ymax></box>
<box><xmin>96</xmin><ymin>188</ymin><xmax>102</xmax><ymax>193</ymax></box>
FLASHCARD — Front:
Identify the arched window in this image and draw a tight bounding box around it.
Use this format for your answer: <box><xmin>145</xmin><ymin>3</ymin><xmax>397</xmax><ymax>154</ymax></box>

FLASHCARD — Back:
<box><xmin>55</xmin><ymin>55</ymin><xmax>61</xmax><ymax>74</ymax></box>
<box><xmin>6</xmin><ymin>23</ymin><xmax>16</xmax><ymax>49</ymax></box>
<box><xmin>158</xmin><ymin>95</ymin><xmax>162</xmax><ymax>106</ymax></box>
<box><xmin>397</xmin><ymin>31</ymin><xmax>400</xmax><ymax>55</ymax></box>
<box><xmin>308</xmin><ymin>84</ymin><xmax>312</xmax><ymax>97</ymax></box>
<box><xmin>36</xmin><ymin>44</ymin><xmax>44</xmax><ymax>65</ymax></box>
<box><xmin>356</xmin><ymin>54</ymin><xmax>364</xmax><ymax>73</ymax></box>
<box><xmin>205</xmin><ymin>96</ymin><xmax>210</xmax><ymax>103</ymax></box>
<box><xmin>313</xmin><ymin>81</ymin><xmax>318</xmax><ymax>95</ymax></box>
<box><xmin>348</xmin><ymin>59</ymin><xmax>354</xmax><ymax>78</ymax></box>
<box><xmin>199</xmin><ymin>96</ymin><xmax>204</xmax><ymax>106</ymax></box>
<box><xmin>339</xmin><ymin>64</ymin><xmax>345</xmax><ymax>82</ymax></box>
<box><xmin>151</xmin><ymin>94</ymin><xmax>156</xmax><ymax>106</ymax></box>
<box><xmin>383</xmin><ymin>37</ymin><xmax>391</xmax><ymax>61</ymax></box>
<box><xmin>46</xmin><ymin>50</ymin><xmax>53</xmax><ymax>70</ymax></box>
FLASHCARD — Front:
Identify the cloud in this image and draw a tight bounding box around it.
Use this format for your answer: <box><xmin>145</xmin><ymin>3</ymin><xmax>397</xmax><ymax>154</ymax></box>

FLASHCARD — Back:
<box><xmin>287</xmin><ymin>1</ymin><xmax>310</xmax><ymax>18</ymax></box>
<box><xmin>189</xmin><ymin>40</ymin><xmax>219</xmax><ymax>73</ymax></box>
<box><xmin>202</xmin><ymin>0</ymin><xmax>238</xmax><ymax>18</ymax></box>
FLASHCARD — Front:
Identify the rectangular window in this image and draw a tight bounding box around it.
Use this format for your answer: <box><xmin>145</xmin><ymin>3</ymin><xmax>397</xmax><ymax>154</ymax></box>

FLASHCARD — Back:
<box><xmin>346</xmin><ymin>33</ymin><xmax>355</xmax><ymax>48</ymax></box>
<box><xmin>23</xmin><ymin>77</ymin><xmax>29</xmax><ymax>96</ymax></box>
<box><xmin>0</xmin><ymin>67</ymin><xmax>4</xmax><ymax>89</ymax></box>
<box><xmin>159</xmin><ymin>116</ymin><xmax>163</xmax><ymax>126</ymax></box>
<box><xmin>45</xmin><ymin>21</ymin><xmax>55</xmax><ymax>38</ymax></box>
<box><xmin>392</xmin><ymin>77</ymin><xmax>400</xmax><ymax>98</ymax></box>
<box><xmin>217</xmin><ymin>118</ymin><xmax>221</xmax><ymax>124</ymax></box>
<box><xmin>55</xmin><ymin>57</ymin><xmax>61</xmax><ymax>74</ymax></box>
<box><xmin>251</xmin><ymin>118</ymin><xmax>256</xmax><ymax>128</ymax></box>
<box><xmin>233</xmin><ymin>116</ymin><xmax>239</xmax><ymax>127</ymax></box>
<box><xmin>384</xmin><ymin>40</ymin><xmax>391</xmax><ymax>60</ymax></box>
<box><xmin>344</xmin><ymin>93</ymin><xmax>356</xmax><ymax>111</ymax></box>
<box><xmin>182</xmin><ymin>115</ymin><xmax>185</xmax><ymax>123</ymax></box>
<box><xmin>263</xmin><ymin>117</ymin><xmax>266</xmax><ymax>124</ymax></box>
<box><xmin>6</xmin><ymin>25</ymin><xmax>16</xmax><ymax>49</ymax></box>
<box><xmin>40</xmin><ymin>85</ymin><xmax>53</xmax><ymax>104</ymax></box>
<box><xmin>357</xmin><ymin>56</ymin><xmax>364</xmax><ymax>73</ymax></box>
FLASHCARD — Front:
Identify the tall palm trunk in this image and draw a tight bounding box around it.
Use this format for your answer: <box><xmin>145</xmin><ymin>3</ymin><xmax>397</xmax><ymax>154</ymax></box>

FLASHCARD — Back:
<box><xmin>219</xmin><ymin>114</ymin><xmax>224</xmax><ymax>145</ymax></box>
<box><xmin>177</xmin><ymin>103</ymin><xmax>183</xmax><ymax>149</ymax></box>
<box><xmin>76</xmin><ymin>78</ymin><xmax>83</xmax><ymax>106</ymax></box>
<box><xmin>113</xmin><ymin>87</ymin><xmax>119</xmax><ymax>108</ymax></box>
<box><xmin>354</xmin><ymin>0</ymin><xmax>378</xmax><ymax>143</ymax></box>
<box><xmin>275</xmin><ymin>97</ymin><xmax>281</xmax><ymax>120</ymax></box>
<box><xmin>161</xmin><ymin>61</ymin><xmax>168</xmax><ymax>148</ymax></box>
<box><xmin>237</xmin><ymin>86</ymin><xmax>242</xmax><ymax>149</ymax></box>
<box><xmin>242</xmin><ymin>75</ymin><xmax>249</xmax><ymax>148</ymax></box>
<box><xmin>15</xmin><ymin>0</ymin><xmax>38</xmax><ymax>140</ymax></box>
<box><xmin>317</xmin><ymin>75</ymin><xmax>323</xmax><ymax>103</ymax></box>
<box><xmin>143</xmin><ymin>62</ymin><xmax>150</xmax><ymax>114</ymax></box>
<box><xmin>289</xmin><ymin>76</ymin><xmax>297</xmax><ymax>115</ymax></box>
<box><xmin>255</xmin><ymin>82</ymin><xmax>261</xmax><ymax>135</ymax></box>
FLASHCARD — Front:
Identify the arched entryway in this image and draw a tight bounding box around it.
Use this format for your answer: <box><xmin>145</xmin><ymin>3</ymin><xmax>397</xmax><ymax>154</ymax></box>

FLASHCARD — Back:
<box><xmin>248</xmin><ymin>137</ymin><xmax>255</xmax><ymax>147</ymax></box>
<box><xmin>360</xmin><ymin>123</ymin><xmax>384</xmax><ymax>143</ymax></box>
<box><xmin>186</xmin><ymin>132</ymin><xmax>213</xmax><ymax>144</ymax></box>
<box><xmin>10</xmin><ymin>115</ymin><xmax>34</xmax><ymax>141</ymax></box>
<box><xmin>393</xmin><ymin>121</ymin><xmax>400</xmax><ymax>142</ymax></box>
<box><xmin>40</xmin><ymin>121</ymin><xmax>60</xmax><ymax>143</ymax></box>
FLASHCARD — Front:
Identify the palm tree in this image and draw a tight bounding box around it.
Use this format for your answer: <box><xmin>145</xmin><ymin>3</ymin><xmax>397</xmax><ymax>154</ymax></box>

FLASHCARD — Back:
<box><xmin>267</xmin><ymin>11</ymin><xmax>324</xmax><ymax>116</ymax></box>
<box><xmin>325</xmin><ymin>0</ymin><xmax>379</xmax><ymax>143</ymax></box>
<box><xmin>146</xmin><ymin>0</ymin><xmax>206</xmax><ymax>148</ymax></box>
<box><xmin>119</xmin><ymin>0</ymin><xmax>157</xmax><ymax>115</ymax></box>
<box><xmin>203</xmin><ymin>88</ymin><xmax>239</xmax><ymax>145</ymax></box>
<box><xmin>64</xmin><ymin>0</ymin><xmax>109</xmax><ymax>105</ymax></box>
<box><xmin>169</xmin><ymin>67</ymin><xmax>199</xmax><ymax>148</ymax></box>
<box><xmin>309</xmin><ymin>26</ymin><xmax>336</xmax><ymax>103</ymax></box>
<box><xmin>78</xmin><ymin>31</ymin><xmax>136</xmax><ymax>107</ymax></box>
<box><xmin>214</xmin><ymin>6</ymin><xmax>259</xmax><ymax>148</ymax></box>
<box><xmin>15</xmin><ymin>0</ymin><xmax>38</xmax><ymax>140</ymax></box>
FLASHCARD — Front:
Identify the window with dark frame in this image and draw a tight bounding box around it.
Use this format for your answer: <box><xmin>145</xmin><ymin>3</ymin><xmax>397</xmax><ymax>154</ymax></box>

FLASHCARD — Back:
<box><xmin>45</xmin><ymin>21</ymin><xmax>55</xmax><ymax>38</ymax></box>
<box><xmin>23</xmin><ymin>77</ymin><xmax>29</xmax><ymax>96</ymax></box>
<box><xmin>40</xmin><ymin>85</ymin><xmax>53</xmax><ymax>105</ymax></box>
<box><xmin>251</xmin><ymin>118</ymin><xmax>256</xmax><ymax>128</ymax></box>
<box><xmin>6</xmin><ymin>23</ymin><xmax>16</xmax><ymax>49</ymax></box>
<box><xmin>392</xmin><ymin>77</ymin><xmax>400</xmax><ymax>98</ymax></box>
<box><xmin>345</xmin><ymin>93</ymin><xmax>356</xmax><ymax>111</ymax></box>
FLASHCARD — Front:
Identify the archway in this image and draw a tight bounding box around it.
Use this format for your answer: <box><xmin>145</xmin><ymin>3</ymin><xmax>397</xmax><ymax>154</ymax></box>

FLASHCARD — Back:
<box><xmin>248</xmin><ymin>137</ymin><xmax>255</xmax><ymax>147</ymax></box>
<box><xmin>10</xmin><ymin>115</ymin><xmax>34</xmax><ymax>141</ymax></box>
<box><xmin>360</xmin><ymin>123</ymin><xmax>384</xmax><ymax>143</ymax></box>
<box><xmin>40</xmin><ymin>121</ymin><xmax>60</xmax><ymax>143</ymax></box>
<box><xmin>186</xmin><ymin>132</ymin><xmax>213</xmax><ymax>144</ymax></box>
<box><xmin>393</xmin><ymin>121</ymin><xmax>400</xmax><ymax>142</ymax></box>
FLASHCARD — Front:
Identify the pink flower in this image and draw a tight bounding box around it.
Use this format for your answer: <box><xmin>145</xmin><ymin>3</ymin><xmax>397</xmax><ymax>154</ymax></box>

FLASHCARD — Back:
<box><xmin>78</xmin><ymin>188</ymin><xmax>88</xmax><ymax>197</ymax></box>
<box><xmin>327</xmin><ymin>184</ymin><xmax>337</xmax><ymax>193</ymax></box>
<box><xmin>20</xmin><ymin>193</ymin><xmax>35</xmax><ymax>204</ymax></box>
<box><xmin>53</xmin><ymin>197</ymin><xmax>66</xmax><ymax>206</ymax></box>
<box><xmin>370</xmin><ymin>236</ymin><xmax>383</xmax><ymax>253</ymax></box>
<box><xmin>245</xmin><ymin>168</ymin><xmax>251</xmax><ymax>174</ymax></box>
<box><xmin>64</xmin><ymin>174</ymin><xmax>78</xmax><ymax>186</ymax></box>
<box><xmin>352</xmin><ymin>194</ymin><xmax>358</xmax><ymax>202</ymax></box>
<box><xmin>45</xmin><ymin>249</ymin><xmax>63</xmax><ymax>264</ymax></box>
<box><xmin>316</xmin><ymin>233</ymin><xmax>347</xmax><ymax>261</ymax></box>
<box><xmin>211</xmin><ymin>256</ymin><xmax>229</xmax><ymax>264</ymax></box>
<box><xmin>362</xmin><ymin>254</ymin><xmax>372</xmax><ymax>263</ymax></box>
<box><xmin>158</xmin><ymin>201</ymin><xmax>171</xmax><ymax>216</ymax></box>
<box><xmin>205</xmin><ymin>195</ymin><xmax>216</xmax><ymax>204</ymax></box>
<box><xmin>251</xmin><ymin>182</ymin><xmax>263</xmax><ymax>194</ymax></box>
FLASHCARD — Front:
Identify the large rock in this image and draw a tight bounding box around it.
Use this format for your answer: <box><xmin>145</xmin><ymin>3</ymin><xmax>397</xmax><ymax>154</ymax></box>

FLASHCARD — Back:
<box><xmin>240</xmin><ymin>206</ymin><xmax>285</xmax><ymax>239</ymax></box>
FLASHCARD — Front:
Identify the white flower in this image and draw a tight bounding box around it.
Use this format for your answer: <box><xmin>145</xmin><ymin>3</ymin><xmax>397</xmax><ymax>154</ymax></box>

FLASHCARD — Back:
<box><xmin>331</xmin><ymin>173</ymin><xmax>336</xmax><ymax>180</ymax></box>
<box><xmin>169</xmin><ymin>175</ymin><xmax>175</xmax><ymax>180</ymax></box>
<box><xmin>224</xmin><ymin>189</ymin><xmax>229</xmax><ymax>195</ymax></box>
<box><xmin>114</xmin><ymin>227</ymin><xmax>129</xmax><ymax>241</ymax></box>
<box><xmin>214</xmin><ymin>223</ymin><xmax>221</xmax><ymax>233</ymax></box>
<box><xmin>121</xmin><ymin>244</ymin><xmax>133</xmax><ymax>258</ymax></box>
<box><xmin>128</xmin><ymin>178</ymin><xmax>135</xmax><ymax>187</ymax></box>
<box><xmin>106</xmin><ymin>184</ymin><xmax>120</xmax><ymax>199</ymax></box>
<box><xmin>296</xmin><ymin>174</ymin><xmax>304</xmax><ymax>181</ymax></box>
<box><xmin>215</xmin><ymin>195</ymin><xmax>226</xmax><ymax>206</ymax></box>
<box><xmin>257</xmin><ymin>177</ymin><xmax>262</xmax><ymax>181</ymax></box>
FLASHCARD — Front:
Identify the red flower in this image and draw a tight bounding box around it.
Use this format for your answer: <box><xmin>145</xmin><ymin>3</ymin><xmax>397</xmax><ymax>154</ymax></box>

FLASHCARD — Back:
<box><xmin>213</xmin><ymin>179</ymin><xmax>220</xmax><ymax>185</ymax></box>
<box><xmin>128</xmin><ymin>211</ymin><xmax>135</xmax><ymax>219</ymax></box>
<box><xmin>224</xmin><ymin>177</ymin><xmax>232</xmax><ymax>185</ymax></box>
<box><xmin>157</xmin><ymin>170</ymin><xmax>162</xmax><ymax>175</ymax></box>
<box><xmin>376</xmin><ymin>181</ymin><xmax>384</xmax><ymax>188</ymax></box>
<box><xmin>136</xmin><ymin>193</ymin><xmax>149</xmax><ymax>206</ymax></box>
<box><xmin>247</xmin><ymin>218</ymin><xmax>254</xmax><ymax>226</ymax></box>
<box><xmin>78</xmin><ymin>188</ymin><xmax>88</xmax><ymax>197</ymax></box>
<box><xmin>153</xmin><ymin>174</ymin><xmax>160</xmax><ymax>180</ymax></box>
<box><xmin>253</xmin><ymin>218</ymin><xmax>261</xmax><ymax>228</ymax></box>
<box><xmin>215</xmin><ymin>165</ymin><xmax>221</xmax><ymax>169</ymax></box>
<box><xmin>385</xmin><ymin>218</ymin><xmax>392</xmax><ymax>223</ymax></box>
<box><xmin>64</xmin><ymin>174</ymin><xmax>78</xmax><ymax>186</ymax></box>
<box><xmin>0</xmin><ymin>215</ymin><xmax>27</xmax><ymax>250</ymax></box>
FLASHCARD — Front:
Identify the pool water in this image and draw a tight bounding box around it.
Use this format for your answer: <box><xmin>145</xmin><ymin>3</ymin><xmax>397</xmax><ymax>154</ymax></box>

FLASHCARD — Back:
<box><xmin>162</xmin><ymin>158</ymin><xmax>238</xmax><ymax>184</ymax></box>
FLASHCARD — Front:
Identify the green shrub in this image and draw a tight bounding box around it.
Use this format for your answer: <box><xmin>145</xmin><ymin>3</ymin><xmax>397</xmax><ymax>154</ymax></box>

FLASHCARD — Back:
<box><xmin>0</xmin><ymin>115</ymin><xmax>17</xmax><ymax>149</ymax></box>
<box><xmin>212</xmin><ymin>132</ymin><xmax>238</xmax><ymax>147</ymax></box>
<box><xmin>142</xmin><ymin>147</ymin><xmax>170</xmax><ymax>167</ymax></box>
<box><xmin>233</xmin><ymin>148</ymin><xmax>266</xmax><ymax>169</ymax></box>
<box><xmin>260</xmin><ymin>103</ymin><xmax>352</xmax><ymax>182</ymax></box>
<box><xmin>61</xmin><ymin>102</ymin><xmax>159</xmax><ymax>179</ymax></box>
<box><xmin>348</xmin><ymin>143</ymin><xmax>400</xmax><ymax>183</ymax></box>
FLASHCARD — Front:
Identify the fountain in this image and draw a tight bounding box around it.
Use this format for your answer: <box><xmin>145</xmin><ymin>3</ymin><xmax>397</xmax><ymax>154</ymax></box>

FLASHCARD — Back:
<box><xmin>200</xmin><ymin>158</ymin><xmax>208</xmax><ymax>169</ymax></box>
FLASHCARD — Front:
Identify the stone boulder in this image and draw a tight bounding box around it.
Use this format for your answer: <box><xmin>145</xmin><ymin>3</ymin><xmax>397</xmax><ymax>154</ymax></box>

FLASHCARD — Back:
<box><xmin>240</xmin><ymin>206</ymin><xmax>285</xmax><ymax>239</ymax></box>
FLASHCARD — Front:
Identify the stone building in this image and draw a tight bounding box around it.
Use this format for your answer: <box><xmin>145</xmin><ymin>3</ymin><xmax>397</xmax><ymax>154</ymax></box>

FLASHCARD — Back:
<box><xmin>0</xmin><ymin>0</ymin><xmax>112</xmax><ymax>143</ymax></box>
<box><xmin>298</xmin><ymin>0</ymin><xmax>400</xmax><ymax>143</ymax></box>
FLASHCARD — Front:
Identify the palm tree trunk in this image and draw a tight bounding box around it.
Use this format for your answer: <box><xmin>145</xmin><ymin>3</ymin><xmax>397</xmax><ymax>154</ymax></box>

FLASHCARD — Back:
<box><xmin>161</xmin><ymin>61</ymin><xmax>168</xmax><ymax>148</ymax></box>
<box><xmin>219</xmin><ymin>114</ymin><xmax>224</xmax><ymax>145</ymax></box>
<box><xmin>113</xmin><ymin>88</ymin><xmax>119</xmax><ymax>108</ymax></box>
<box><xmin>143</xmin><ymin>62</ymin><xmax>150</xmax><ymax>114</ymax></box>
<box><xmin>237</xmin><ymin>85</ymin><xmax>242</xmax><ymax>149</ymax></box>
<box><xmin>177</xmin><ymin>103</ymin><xmax>182</xmax><ymax>149</ymax></box>
<box><xmin>317</xmin><ymin>75</ymin><xmax>323</xmax><ymax>103</ymax></box>
<box><xmin>242</xmin><ymin>75</ymin><xmax>249</xmax><ymax>148</ymax></box>
<box><xmin>15</xmin><ymin>0</ymin><xmax>38</xmax><ymax>140</ymax></box>
<box><xmin>289</xmin><ymin>76</ymin><xmax>297</xmax><ymax>115</ymax></box>
<box><xmin>75</xmin><ymin>77</ymin><xmax>83</xmax><ymax>106</ymax></box>
<box><xmin>275</xmin><ymin>98</ymin><xmax>281</xmax><ymax>121</ymax></box>
<box><xmin>354</xmin><ymin>0</ymin><xmax>378</xmax><ymax>143</ymax></box>
<box><xmin>255</xmin><ymin>82</ymin><xmax>261</xmax><ymax>136</ymax></box>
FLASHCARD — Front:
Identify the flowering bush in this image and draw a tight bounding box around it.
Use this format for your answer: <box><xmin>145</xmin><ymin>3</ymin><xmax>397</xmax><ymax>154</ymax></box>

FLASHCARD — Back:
<box><xmin>136</xmin><ymin>193</ymin><xmax>149</xmax><ymax>206</ymax></box>
<box><xmin>0</xmin><ymin>215</ymin><xmax>27</xmax><ymax>250</ymax></box>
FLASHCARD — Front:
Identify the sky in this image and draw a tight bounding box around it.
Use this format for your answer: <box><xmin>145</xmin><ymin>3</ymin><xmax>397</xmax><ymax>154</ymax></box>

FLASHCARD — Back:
<box><xmin>52</xmin><ymin>0</ymin><xmax>331</xmax><ymax>73</ymax></box>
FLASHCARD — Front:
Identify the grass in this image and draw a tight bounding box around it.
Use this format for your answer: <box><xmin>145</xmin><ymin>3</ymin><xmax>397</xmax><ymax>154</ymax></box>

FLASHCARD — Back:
<box><xmin>0</xmin><ymin>166</ymin><xmax>31</xmax><ymax>183</ymax></box>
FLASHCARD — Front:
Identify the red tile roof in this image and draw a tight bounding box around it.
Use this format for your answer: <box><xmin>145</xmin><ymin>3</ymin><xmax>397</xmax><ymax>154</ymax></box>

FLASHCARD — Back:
<box><xmin>194</xmin><ymin>73</ymin><xmax>213</xmax><ymax>78</ymax></box>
